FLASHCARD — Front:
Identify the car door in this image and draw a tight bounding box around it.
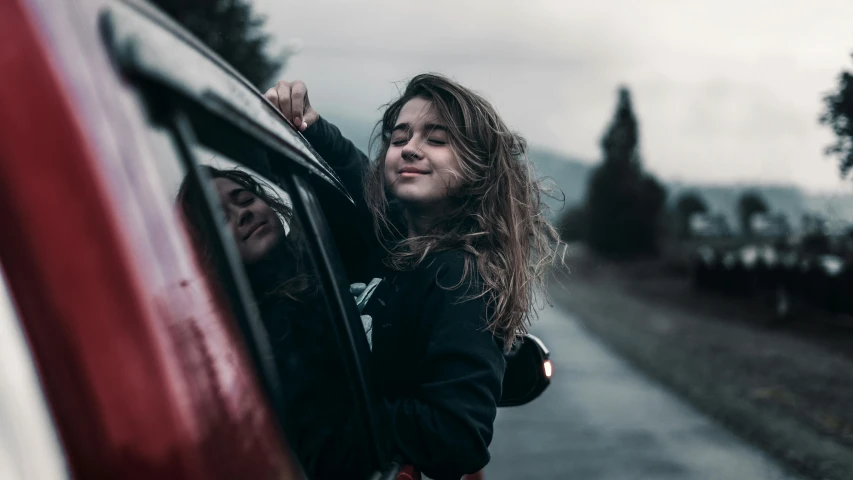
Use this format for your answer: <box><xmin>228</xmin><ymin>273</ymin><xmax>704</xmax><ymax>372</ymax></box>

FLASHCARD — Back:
<box><xmin>2</xmin><ymin>0</ymin><xmax>302</xmax><ymax>477</ymax></box>
<box><xmin>1</xmin><ymin>0</ymin><xmax>398</xmax><ymax>478</ymax></box>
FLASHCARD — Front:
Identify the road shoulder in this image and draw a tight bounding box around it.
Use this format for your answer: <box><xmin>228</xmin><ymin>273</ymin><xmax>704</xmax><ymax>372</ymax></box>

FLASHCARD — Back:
<box><xmin>551</xmin><ymin>264</ymin><xmax>853</xmax><ymax>480</ymax></box>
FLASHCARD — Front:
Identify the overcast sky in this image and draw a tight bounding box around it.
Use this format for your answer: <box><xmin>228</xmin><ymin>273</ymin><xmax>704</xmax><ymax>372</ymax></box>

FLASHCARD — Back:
<box><xmin>253</xmin><ymin>0</ymin><xmax>853</xmax><ymax>192</ymax></box>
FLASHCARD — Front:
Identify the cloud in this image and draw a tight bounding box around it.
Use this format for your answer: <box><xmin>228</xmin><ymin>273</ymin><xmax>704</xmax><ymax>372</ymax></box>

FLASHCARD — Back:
<box><xmin>253</xmin><ymin>0</ymin><xmax>853</xmax><ymax>191</ymax></box>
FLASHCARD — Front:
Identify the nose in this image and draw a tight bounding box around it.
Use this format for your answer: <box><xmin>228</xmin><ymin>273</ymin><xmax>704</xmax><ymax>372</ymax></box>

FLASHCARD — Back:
<box><xmin>401</xmin><ymin>138</ymin><xmax>422</xmax><ymax>161</ymax></box>
<box><xmin>237</xmin><ymin>206</ymin><xmax>253</xmax><ymax>227</ymax></box>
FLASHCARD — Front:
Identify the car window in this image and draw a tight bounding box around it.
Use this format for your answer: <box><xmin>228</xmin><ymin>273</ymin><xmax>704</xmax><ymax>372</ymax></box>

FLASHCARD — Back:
<box><xmin>102</xmin><ymin>4</ymin><xmax>386</xmax><ymax>474</ymax></box>
<box><xmin>137</xmin><ymin>114</ymin><xmax>375</xmax><ymax>478</ymax></box>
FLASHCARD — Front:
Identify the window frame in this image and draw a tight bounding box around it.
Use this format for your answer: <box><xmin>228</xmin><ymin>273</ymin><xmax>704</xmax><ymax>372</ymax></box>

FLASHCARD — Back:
<box><xmin>146</xmin><ymin>87</ymin><xmax>388</xmax><ymax>474</ymax></box>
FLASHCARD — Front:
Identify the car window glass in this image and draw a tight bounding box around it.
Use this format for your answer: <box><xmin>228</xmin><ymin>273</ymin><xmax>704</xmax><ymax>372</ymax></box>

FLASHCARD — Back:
<box><xmin>148</xmin><ymin>123</ymin><xmax>373</xmax><ymax>478</ymax></box>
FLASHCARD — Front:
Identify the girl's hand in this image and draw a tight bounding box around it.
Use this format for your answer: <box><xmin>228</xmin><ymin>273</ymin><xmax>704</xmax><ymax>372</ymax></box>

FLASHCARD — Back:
<box><xmin>264</xmin><ymin>80</ymin><xmax>319</xmax><ymax>131</ymax></box>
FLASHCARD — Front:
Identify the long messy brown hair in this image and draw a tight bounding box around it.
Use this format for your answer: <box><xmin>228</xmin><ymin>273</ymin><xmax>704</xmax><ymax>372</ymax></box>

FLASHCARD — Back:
<box><xmin>364</xmin><ymin>73</ymin><xmax>564</xmax><ymax>347</ymax></box>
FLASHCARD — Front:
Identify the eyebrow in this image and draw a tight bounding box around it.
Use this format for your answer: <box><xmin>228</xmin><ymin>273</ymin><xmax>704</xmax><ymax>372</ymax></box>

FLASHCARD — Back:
<box><xmin>391</xmin><ymin>122</ymin><xmax>448</xmax><ymax>134</ymax></box>
<box><xmin>424</xmin><ymin>123</ymin><xmax>448</xmax><ymax>133</ymax></box>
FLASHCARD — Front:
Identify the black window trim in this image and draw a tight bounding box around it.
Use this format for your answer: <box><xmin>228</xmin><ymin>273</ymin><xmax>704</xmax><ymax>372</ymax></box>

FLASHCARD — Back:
<box><xmin>288</xmin><ymin>172</ymin><xmax>379</xmax><ymax>420</ymax></box>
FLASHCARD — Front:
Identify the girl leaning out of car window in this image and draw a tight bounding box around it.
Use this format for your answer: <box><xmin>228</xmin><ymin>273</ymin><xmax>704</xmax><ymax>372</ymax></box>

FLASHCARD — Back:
<box><xmin>265</xmin><ymin>74</ymin><xmax>563</xmax><ymax>480</ymax></box>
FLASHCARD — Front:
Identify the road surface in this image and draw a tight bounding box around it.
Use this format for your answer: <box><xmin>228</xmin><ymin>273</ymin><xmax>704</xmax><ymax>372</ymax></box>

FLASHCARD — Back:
<box><xmin>484</xmin><ymin>302</ymin><xmax>802</xmax><ymax>480</ymax></box>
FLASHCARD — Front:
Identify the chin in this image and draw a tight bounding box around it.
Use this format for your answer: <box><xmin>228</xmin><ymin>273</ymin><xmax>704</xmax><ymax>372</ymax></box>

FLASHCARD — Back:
<box><xmin>247</xmin><ymin>234</ymin><xmax>283</xmax><ymax>263</ymax></box>
<box><xmin>391</xmin><ymin>185</ymin><xmax>426</xmax><ymax>203</ymax></box>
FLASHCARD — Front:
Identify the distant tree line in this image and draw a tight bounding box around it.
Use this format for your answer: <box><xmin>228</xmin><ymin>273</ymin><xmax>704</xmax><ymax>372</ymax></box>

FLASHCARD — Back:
<box><xmin>559</xmin><ymin>45</ymin><xmax>853</xmax><ymax>254</ymax></box>
<box><xmin>673</xmin><ymin>192</ymin><xmax>708</xmax><ymax>239</ymax></box>
<box><xmin>737</xmin><ymin>191</ymin><xmax>769</xmax><ymax>237</ymax></box>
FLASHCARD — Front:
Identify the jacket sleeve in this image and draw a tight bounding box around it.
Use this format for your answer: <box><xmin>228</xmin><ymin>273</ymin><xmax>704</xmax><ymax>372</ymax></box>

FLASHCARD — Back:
<box><xmin>301</xmin><ymin>116</ymin><xmax>382</xmax><ymax>276</ymax></box>
<box><xmin>383</xmin><ymin>257</ymin><xmax>506</xmax><ymax>480</ymax></box>
<box><xmin>302</xmin><ymin>116</ymin><xmax>371</xmax><ymax>206</ymax></box>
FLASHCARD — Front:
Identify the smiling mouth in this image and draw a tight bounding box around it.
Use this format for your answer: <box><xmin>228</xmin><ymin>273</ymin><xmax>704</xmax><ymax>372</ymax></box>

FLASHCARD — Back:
<box><xmin>399</xmin><ymin>169</ymin><xmax>429</xmax><ymax>176</ymax></box>
<box><xmin>244</xmin><ymin>222</ymin><xmax>267</xmax><ymax>240</ymax></box>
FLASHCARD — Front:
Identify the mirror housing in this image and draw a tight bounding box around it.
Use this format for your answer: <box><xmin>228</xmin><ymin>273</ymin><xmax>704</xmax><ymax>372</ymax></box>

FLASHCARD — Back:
<box><xmin>497</xmin><ymin>334</ymin><xmax>552</xmax><ymax>407</ymax></box>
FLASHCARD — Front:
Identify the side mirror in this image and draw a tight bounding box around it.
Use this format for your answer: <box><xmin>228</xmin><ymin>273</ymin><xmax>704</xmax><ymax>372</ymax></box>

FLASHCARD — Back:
<box><xmin>497</xmin><ymin>334</ymin><xmax>552</xmax><ymax>407</ymax></box>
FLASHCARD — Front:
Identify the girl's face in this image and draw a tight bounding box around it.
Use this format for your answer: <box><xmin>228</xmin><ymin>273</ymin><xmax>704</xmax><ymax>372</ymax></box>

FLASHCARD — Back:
<box><xmin>213</xmin><ymin>177</ymin><xmax>284</xmax><ymax>264</ymax></box>
<box><xmin>385</xmin><ymin>98</ymin><xmax>463</xmax><ymax>214</ymax></box>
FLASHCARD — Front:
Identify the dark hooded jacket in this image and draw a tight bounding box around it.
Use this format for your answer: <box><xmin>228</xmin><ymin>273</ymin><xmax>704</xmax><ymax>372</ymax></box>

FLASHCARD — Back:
<box><xmin>298</xmin><ymin>117</ymin><xmax>506</xmax><ymax>480</ymax></box>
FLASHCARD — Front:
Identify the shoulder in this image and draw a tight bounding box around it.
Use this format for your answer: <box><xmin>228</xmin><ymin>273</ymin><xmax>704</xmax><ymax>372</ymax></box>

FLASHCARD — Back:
<box><xmin>420</xmin><ymin>249</ymin><xmax>482</xmax><ymax>291</ymax></box>
<box><xmin>413</xmin><ymin>250</ymin><xmax>490</xmax><ymax>324</ymax></box>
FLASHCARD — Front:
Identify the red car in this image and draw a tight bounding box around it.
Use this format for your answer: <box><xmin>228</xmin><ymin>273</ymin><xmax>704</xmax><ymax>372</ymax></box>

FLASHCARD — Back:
<box><xmin>0</xmin><ymin>0</ymin><xmax>551</xmax><ymax>478</ymax></box>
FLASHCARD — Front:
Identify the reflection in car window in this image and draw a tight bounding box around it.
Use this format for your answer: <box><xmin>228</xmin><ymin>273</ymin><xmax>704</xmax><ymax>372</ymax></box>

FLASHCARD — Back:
<box><xmin>131</xmin><ymin>120</ymin><xmax>300</xmax><ymax>478</ymax></box>
<box><xmin>169</xmin><ymin>142</ymin><xmax>373</xmax><ymax>478</ymax></box>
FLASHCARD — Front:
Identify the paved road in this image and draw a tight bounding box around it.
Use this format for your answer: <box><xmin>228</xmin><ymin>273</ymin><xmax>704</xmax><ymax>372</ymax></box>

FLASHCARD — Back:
<box><xmin>484</xmin><ymin>303</ymin><xmax>802</xmax><ymax>480</ymax></box>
